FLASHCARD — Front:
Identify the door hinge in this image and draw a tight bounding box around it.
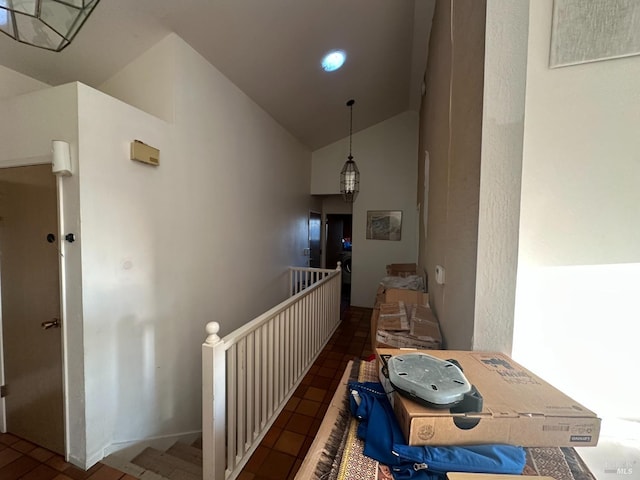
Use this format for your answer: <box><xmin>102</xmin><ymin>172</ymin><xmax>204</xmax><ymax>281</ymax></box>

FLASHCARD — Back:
<box><xmin>0</xmin><ymin>385</ymin><xmax>7</xmax><ymax>398</ymax></box>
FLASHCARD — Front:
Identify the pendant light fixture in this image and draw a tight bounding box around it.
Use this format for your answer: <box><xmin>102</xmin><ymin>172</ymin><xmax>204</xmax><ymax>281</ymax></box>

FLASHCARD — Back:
<box><xmin>340</xmin><ymin>99</ymin><xmax>359</xmax><ymax>203</ymax></box>
<box><xmin>0</xmin><ymin>0</ymin><xmax>101</xmax><ymax>52</ymax></box>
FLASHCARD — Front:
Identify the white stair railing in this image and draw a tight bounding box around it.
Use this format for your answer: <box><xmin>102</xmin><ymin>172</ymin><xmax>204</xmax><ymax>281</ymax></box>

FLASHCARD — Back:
<box><xmin>202</xmin><ymin>265</ymin><xmax>342</xmax><ymax>480</ymax></box>
<box><xmin>289</xmin><ymin>262</ymin><xmax>340</xmax><ymax>296</ymax></box>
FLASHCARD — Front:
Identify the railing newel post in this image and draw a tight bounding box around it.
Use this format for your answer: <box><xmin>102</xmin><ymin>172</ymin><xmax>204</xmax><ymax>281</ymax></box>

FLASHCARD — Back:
<box><xmin>203</xmin><ymin>321</ymin><xmax>226</xmax><ymax>480</ymax></box>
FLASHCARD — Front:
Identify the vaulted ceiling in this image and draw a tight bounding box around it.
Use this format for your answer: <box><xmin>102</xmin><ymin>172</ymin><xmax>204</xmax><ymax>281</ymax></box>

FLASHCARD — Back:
<box><xmin>0</xmin><ymin>0</ymin><xmax>434</xmax><ymax>150</ymax></box>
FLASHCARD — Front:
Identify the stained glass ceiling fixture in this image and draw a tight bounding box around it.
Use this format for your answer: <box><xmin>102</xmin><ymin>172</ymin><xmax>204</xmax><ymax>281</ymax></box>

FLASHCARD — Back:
<box><xmin>0</xmin><ymin>0</ymin><xmax>100</xmax><ymax>52</ymax></box>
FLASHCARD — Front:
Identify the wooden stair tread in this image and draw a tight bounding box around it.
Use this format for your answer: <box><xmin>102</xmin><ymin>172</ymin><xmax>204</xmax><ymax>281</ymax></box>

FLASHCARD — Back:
<box><xmin>166</xmin><ymin>442</ymin><xmax>203</xmax><ymax>466</ymax></box>
<box><xmin>132</xmin><ymin>447</ymin><xmax>202</xmax><ymax>480</ymax></box>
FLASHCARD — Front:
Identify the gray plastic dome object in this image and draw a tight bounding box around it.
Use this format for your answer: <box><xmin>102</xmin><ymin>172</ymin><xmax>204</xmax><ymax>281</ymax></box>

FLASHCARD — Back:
<box><xmin>386</xmin><ymin>353</ymin><xmax>472</xmax><ymax>408</ymax></box>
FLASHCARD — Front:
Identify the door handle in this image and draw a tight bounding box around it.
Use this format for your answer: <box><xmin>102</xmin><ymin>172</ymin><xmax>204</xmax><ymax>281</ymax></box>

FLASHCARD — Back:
<box><xmin>41</xmin><ymin>319</ymin><xmax>60</xmax><ymax>330</ymax></box>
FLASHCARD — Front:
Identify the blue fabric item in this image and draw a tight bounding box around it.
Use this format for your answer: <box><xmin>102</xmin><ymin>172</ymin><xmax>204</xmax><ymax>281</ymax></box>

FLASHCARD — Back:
<box><xmin>348</xmin><ymin>381</ymin><xmax>526</xmax><ymax>480</ymax></box>
<box><xmin>391</xmin><ymin>444</ymin><xmax>527</xmax><ymax>479</ymax></box>
<box><xmin>348</xmin><ymin>382</ymin><xmax>406</xmax><ymax>467</ymax></box>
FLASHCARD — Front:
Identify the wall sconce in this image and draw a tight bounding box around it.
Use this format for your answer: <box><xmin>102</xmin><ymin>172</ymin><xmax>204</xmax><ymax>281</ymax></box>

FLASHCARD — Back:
<box><xmin>52</xmin><ymin>140</ymin><xmax>72</xmax><ymax>176</ymax></box>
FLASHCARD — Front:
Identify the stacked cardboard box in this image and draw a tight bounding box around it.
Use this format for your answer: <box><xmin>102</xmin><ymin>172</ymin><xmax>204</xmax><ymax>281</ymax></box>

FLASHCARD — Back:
<box><xmin>371</xmin><ymin>287</ymin><xmax>442</xmax><ymax>351</ymax></box>
<box><xmin>374</xmin><ymin>285</ymin><xmax>428</xmax><ymax>309</ymax></box>
<box><xmin>386</xmin><ymin>263</ymin><xmax>418</xmax><ymax>277</ymax></box>
<box><xmin>378</xmin><ymin>301</ymin><xmax>409</xmax><ymax>331</ymax></box>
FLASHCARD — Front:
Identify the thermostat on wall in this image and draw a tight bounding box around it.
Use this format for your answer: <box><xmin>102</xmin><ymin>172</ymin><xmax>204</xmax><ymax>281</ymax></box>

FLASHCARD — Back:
<box><xmin>131</xmin><ymin>140</ymin><xmax>159</xmax><ymax>166</ymax></box>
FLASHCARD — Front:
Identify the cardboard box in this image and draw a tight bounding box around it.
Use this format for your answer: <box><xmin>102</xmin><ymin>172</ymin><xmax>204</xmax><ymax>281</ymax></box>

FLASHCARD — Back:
<box><xmin>375</xmin><ymin>286</ymin><xmax>429</xmax><ymax>309</ymax></box>
<box><xmin>376</xmin><ymin>327</ymin><xmax>441</xmax><ymax>350</ymax></box>
<box><xmin>378</xmin><ymin>301</ymin><xmax>409</xmax><ymax>331</ymax></box>
<box><xmin>372</xmin><ymin>308</ymin><xmax>442</xmax><ymax>350</ymax></box>
<box><xmin>372</xmin><ymin>288</ymin><xmax>436</xmax><ymax>351</ymax></box>
<box><xmin>409</xmin><ymin>304</ymin><xmax>441</xmax><ymax>341</ymax></box>
<box><xmin>386</xmin><ymin>263</ymin><xmax>418</xmax><ymax>277</ymax></box>
<box><xmin>376</xmin><ymin>348</ymin><xmax>601</xmax><ymax>447</ymax></box>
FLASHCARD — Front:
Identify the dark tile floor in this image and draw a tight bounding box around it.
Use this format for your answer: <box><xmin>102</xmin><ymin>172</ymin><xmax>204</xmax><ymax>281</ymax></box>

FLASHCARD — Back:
<box><xmin>237</xmin><ymin>304</ymin><xmax>373</xmax><ymax>480</ymax></box>
<box><xmin>0</xmin><ymin>304</ymin><xmax>372</xmax><ymax>480</ymax></box>
<box><xmin>0</xmin><ymin>433</ymin><xmax>135</xmax><ymax>480</ymax></box>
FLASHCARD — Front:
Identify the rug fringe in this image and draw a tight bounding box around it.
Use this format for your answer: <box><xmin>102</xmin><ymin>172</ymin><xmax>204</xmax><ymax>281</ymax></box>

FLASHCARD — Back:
<box><xmin>312</xmin><ymin>360</ymin><xmax>361</xmax><ymax>479</ymax></box>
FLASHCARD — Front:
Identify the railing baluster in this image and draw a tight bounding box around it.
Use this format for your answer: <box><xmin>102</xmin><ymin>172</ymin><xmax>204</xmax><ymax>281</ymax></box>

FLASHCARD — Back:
<box><xmin>317</xmin><ymin>288</ymin><xmax>321</xmax><ymax>351</ymax></box>
<box><xmin>266</xmin><ymin>320</ymin><xmax>272</xmax><ymax>417</ymax></box>
<box><xmin>227</xmin><ymin>344</ymin><xmax>237</xmax><ymax>472</ymax></box>
<box><xmin>289</xmin><ymin>268</ymin><xmax>293</xmax><ymax>296</ymax></box>
<box><xmin>246</xmin><ymin>332</ymin><xmax>254</xmax><ymax>448</ymax></box>
<box><xmin>274</xmin><ymin>314</ymin><xmax>280</xmax><ymax>403</ymax></box>
<box><xmin>305</xmin><ymin>295</ymin><xmax>310</xmax><ymax>364</ymax></box>
<box><xmin>287</xmin><ymin>306</ymin><xmax>296</xmax><ymax>389</ymax></box>
<box><xmin>254</xmin><ymin>332</ymin><xmax>261</xmax><ymax>439</ymax></box>
<box><xmin>308</xmin><ymin>287</ymin><xmax>312</xmax><ymax>355</ymax></box>
<box><xmin>304</xmin><ymin>297</ymin><xmax>308</xmax><ymax>366</ymax></box>
<box><xmin>261</xmin><ymin>325</ymin><xmax>268</xmax><ymax>428</ymax></box>
<box><xmin>284</xmin><ymin>307</ymin><xmax>290</xmax><ymax>391</ymax></box>
<box><xmin>294</xmin><ymin>300</ymin><xmax>300</xmax><ymax>378</ymax></box>
<box><xmin>237</xmin><ymin>338</ymin><xmax>246</xmax><ymax>459</ymax></box>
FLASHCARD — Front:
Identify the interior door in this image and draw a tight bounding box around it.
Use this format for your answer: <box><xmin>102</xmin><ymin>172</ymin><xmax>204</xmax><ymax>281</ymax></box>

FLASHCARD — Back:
<box><xmin>309</xmin><ymin>212</ymin><xmax>321</xmax><ymax>268</ymax></box>
<box><xmin>0</xmin><ymin>165</ymin><xmax>64</xmax><ymax>454</ymax></box>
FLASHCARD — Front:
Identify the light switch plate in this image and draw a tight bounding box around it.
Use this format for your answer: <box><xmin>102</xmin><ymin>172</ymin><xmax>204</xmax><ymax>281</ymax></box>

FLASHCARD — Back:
<box><xmin>435</xmin><ymin>265</ymin><xmax>445</xmax><ymax>285</ymax></box>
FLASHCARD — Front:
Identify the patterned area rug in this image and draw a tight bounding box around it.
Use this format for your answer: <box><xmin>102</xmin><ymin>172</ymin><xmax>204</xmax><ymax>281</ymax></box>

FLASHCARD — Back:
<box><xmin>524</xmin><ymin>447</ymin><xmax>596</xmax><ymax>480</ymax></box>
<box><xmin>313</xmin><ymin>359</ymin><xmax>596</xmax><ymax>480</ymax></box>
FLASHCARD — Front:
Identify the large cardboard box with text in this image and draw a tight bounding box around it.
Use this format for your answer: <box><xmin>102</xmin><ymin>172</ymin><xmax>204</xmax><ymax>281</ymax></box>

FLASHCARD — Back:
<box><xmin>376</xmin><ymin>348</ymin><xmax>600</xmax><ymax>447</ymax></box>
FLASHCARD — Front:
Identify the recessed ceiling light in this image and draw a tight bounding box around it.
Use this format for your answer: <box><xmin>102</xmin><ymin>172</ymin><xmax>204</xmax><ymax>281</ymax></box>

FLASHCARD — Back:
<box><xmin>321</xmin><ymin>50</ymin><xmax>346</xmax><ymax>72</ymax></box>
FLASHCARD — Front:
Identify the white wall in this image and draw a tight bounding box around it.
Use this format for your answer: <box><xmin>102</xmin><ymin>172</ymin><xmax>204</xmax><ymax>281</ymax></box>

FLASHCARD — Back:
<box><xmin>80</xmin><ymin>33</ymin><xmax>313</xmax><ymax>461</ymax></box>
<box><xmin>312</xmin><ymin>112</ymin><xmax>418</xmax><ymax>307</ymax></box>
<box><xmin>75</xmin><ymin>84</ymin><xmax>174</xmax><ymax>465</ymax></box>
<box><xmin>0</xmin><ymin>65</ymin><xmax>49</xmax><ymax>99</ymax></box>
<box><xmin>172</xmin><ymin>36</ymin><xmax>312</xmax><ymax>325</ymax></box>
<box><xmin>513</xmin><ymin>0</ymin><xmax>640</xmax><ymax>421</ymax></box>
<box><xmin>322</xmin><ymin>195</ymin><xmax>352</xmax><ymax>216</ymax></box>
<box><xmin>99</xmin><ymin>37</ymin><xmax>176</xmax><ymax>123</ymax></box>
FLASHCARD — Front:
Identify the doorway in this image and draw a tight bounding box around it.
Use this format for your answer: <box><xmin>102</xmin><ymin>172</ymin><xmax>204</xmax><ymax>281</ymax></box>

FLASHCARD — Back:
<box><xmin>0</xmin><ymin>164</ymin><xmax>65</xmax><ymax>454</ymax></box>
<box><xmin>309</xmin><ymin>211</ymin><xmax>321</xmax><ymax>268</ymax></box>
<box><xmin>325</xmin><ymin>214</ymin><xmax>352</xmax><ymax>303</ymax></box>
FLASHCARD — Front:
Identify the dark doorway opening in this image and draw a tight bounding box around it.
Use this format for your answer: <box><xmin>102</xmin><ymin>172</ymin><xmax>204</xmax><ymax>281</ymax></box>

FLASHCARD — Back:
<box><xmin>309</xmin><ymin>211</ymin><xmax>321</xmax><ymax>268</ymax></box>
<box><xmin>326</xmin><ymin>214</ymin><xmax>352</xmax><ymax>306</ymax></box>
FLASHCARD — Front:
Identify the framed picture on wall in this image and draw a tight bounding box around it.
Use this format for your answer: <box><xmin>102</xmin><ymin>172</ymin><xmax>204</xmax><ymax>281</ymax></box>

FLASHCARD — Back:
<box><xmin>366</xmin><ymin>210</ymin><xmax>402</xmax><ymax>241</ymax></box>
<box><xmin>550</xmin><ymin>0</ymin><xmax>640</xmax><ymax>68</ymax></box>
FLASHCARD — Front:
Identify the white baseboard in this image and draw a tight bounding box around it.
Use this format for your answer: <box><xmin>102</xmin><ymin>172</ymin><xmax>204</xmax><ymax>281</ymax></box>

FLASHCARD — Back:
<box><xmin>84</xmin><ymin>449</ymin><xmax>107</xmax><ymax>471</ymax></box>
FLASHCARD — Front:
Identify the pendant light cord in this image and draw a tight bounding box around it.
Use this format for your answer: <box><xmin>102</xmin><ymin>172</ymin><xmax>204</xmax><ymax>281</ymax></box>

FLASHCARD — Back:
<box><xmin>347</xmin><ymin>99</ymin><xmax>355</xmax><ymax>160</ymax></box>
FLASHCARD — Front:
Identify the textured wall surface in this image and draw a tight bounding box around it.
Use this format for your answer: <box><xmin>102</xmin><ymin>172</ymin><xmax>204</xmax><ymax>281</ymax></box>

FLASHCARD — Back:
<box><xmin>473</xmin><ymin>0</ymin><xmax>529</xmax><ymax>353</ymax></box>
